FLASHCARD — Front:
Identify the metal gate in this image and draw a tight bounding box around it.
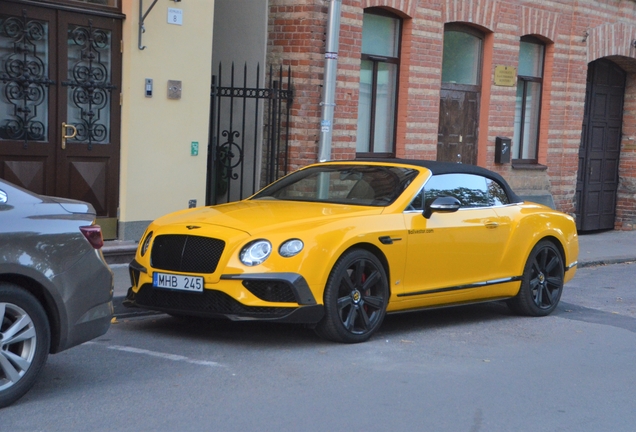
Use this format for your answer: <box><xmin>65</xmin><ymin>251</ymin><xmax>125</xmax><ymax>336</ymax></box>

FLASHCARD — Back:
<box><xmin>206</xmin><ymin>63</ymin><xmax>293</xmax><ymax>205</ymax></box>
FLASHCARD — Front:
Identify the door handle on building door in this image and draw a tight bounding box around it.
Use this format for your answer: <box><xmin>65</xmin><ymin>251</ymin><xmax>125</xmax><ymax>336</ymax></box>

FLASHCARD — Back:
<box><xmin>61</xmin><ymin>122</ymin><xmax>77</xmax><ymax>150</ymax></box>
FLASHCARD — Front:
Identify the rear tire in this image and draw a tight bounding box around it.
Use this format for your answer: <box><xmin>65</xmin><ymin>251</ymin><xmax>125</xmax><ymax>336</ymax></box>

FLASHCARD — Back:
<box><xmin>0</xmin><ymin>283</ymin><xmax>50</xmax><ymax>408</ymax></box>
<box><xmin>315</xmin><ymin>249</ymin><xmax>388</xmax><ymax>343</ymax></box>
<box><xmin>507</xmin><ymin>240</ymin><xmax>564</xmax><ymax>316</ymax></box>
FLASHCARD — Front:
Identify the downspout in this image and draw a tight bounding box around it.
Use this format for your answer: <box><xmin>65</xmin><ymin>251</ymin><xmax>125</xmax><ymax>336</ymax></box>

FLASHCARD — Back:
<box><xmin>318</xmin><ymin>0</ymin><xmax>342</xmax><ymax>162</ymax></box>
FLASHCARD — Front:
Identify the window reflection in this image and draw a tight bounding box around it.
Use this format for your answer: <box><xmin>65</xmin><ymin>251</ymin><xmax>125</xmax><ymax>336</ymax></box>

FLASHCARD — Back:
<box><xmin>407</xmin><ymin>173</ymin><xmax>510</xmax><ymax>210</ymax></box>
<box><xmin>442</xmin><ymin>30</ymin><xmax>482</xmax><ymax>85</ymax></box>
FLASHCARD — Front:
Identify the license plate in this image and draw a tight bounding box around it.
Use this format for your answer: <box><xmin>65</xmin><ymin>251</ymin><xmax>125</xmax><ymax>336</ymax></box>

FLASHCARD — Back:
<box><xmin>153</xmin><ymin>272</ymin><xmax>204</xmax><ymax>292</ymax></box>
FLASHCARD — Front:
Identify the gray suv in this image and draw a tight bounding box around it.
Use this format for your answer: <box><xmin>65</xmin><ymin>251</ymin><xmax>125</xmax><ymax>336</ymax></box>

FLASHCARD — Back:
<box><xmin>0</xmin><ymin>179</ymin><xmax>113</xmax><ymax>407</ymax></box>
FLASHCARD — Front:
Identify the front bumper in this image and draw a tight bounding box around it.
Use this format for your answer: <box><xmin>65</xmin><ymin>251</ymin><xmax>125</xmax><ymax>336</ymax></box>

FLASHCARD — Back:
<box><xmin>124</xmin><ymin>285</ymin><xmax>324</xmax><ymax>323</ymax></box>
<box><xmin>125</xmin><ymin>260</ymin><xmax>324</xmax><ymax>324</ymax></box>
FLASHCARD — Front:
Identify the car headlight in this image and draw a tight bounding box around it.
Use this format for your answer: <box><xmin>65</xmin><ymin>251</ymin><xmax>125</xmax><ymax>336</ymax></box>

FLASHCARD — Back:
<box><xmin>279</xmin><ymin>239</ymin><xmax>304</xmax><ymax>257</ymax></box>
<box><xmin>141</xmin><ymin>231</ymin><xmax>153</xmax><ymax>256</ymax></box>
<box><xmin>240</xmin><ymin>240</ymin><xmax>272</xmax><ymax>266</ymax></box>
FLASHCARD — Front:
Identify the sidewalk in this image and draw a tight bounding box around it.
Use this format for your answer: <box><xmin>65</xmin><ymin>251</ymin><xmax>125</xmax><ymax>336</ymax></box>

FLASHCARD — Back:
<box><xmin>107</xmin><ymin>230</ymin><xmax>636</xmax><ymax>316</ymax></box>
<box><xmin>576</xmin><ymin>229</ymin><xmax>636</xmax><ymax>267</ymax></box>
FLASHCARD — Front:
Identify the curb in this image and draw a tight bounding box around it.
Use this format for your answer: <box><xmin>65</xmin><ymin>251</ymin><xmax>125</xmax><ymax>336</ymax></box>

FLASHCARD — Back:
<box><xmin>578</xmin><ymin>258</ymin><xmax>636</xmax><ymax>268</ymax></box>
<box><xmin>103</xmin><ymin>241</ymin><xmax>137</xmax><ymax>265</ymax></box>
<box><xmin>113</xmin><ymin>294</ymin><xmax>160</xmax><ymax>319</ymax></box>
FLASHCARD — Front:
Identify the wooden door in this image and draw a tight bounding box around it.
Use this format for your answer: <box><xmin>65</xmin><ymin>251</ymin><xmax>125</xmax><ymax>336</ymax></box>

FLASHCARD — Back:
<box><xmin>575</xmin><ymin>59</ymin><xmax>625</xmax><ymax>231</ymax></box>
<box><xmin>0</xmin><ymin>4</ymin><xmax>121</xmax><ymax>238</ymax></box>
<box><xmin>437</xmin><ymin>86</ymin><xmax>479</xmax><ymax>165</ymax></box>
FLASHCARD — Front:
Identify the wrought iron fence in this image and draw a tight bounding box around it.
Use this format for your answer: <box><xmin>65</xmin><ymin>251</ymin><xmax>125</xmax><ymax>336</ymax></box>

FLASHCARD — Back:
<box><xmin>206</xmin><ymin>63</ymin><xmax>293</xmax><ymax>205</ymax></box>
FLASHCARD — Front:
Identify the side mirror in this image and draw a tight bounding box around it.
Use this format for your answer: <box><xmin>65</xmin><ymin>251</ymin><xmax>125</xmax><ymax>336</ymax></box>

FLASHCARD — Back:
<box><xmin>423</xmin><ymin>196</ymin><xmax>461</xmax><ymax>219</ymax></box>
<box><xmin>0</xmin><ymin>189</ymin><xmax>6</xmax><ymax>205</ymax></box>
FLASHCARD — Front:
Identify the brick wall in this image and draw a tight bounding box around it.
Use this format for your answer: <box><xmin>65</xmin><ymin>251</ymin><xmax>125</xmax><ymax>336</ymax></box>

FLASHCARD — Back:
<box><xmin>618</xmin><ymin>73</ymin><xmax>636</xmax><ymax>230</ymax></box>
<box><xmin>267</xmin><ymin>2</ymin><xmax>327</xmax><ymax>169</ymax></box>
<box><xmin>267</xmin><ymin>0</ymin><xmax>636</xmax><ymax>230</ymax></box>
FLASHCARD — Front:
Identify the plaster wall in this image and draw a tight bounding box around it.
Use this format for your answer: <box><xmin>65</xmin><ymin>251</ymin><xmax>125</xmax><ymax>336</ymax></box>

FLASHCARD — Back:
<box><xmin>119</xmin><ymin>0</ymin><xmax>214</xmax><ymax>239</ymax></box>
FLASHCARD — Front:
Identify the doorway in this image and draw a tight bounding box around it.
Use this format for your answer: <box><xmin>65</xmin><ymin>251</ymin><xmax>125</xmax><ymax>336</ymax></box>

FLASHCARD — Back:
<box><xmin>437</xmin><ymin>24</ymin><xmax>483</xmax><ymax>165</ymax></box>
<box><xmin>575</xmin><ymin>59</ymin><xmax>625</xmax><ymax>231</ymax></box>
<box><xmin>0</xmin><ymin>3</ymin><xmax>121</xmax><ymax>238</ymax></box>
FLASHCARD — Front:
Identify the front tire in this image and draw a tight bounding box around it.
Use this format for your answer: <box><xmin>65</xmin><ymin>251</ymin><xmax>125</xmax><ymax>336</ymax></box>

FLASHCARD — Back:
<box><xmin>315</xmin><ymin>249</ymin><xmax>389</xmax><ymax>343</ymax></box>
<box><xmin>507</xmin><ymin>240</ymin><xmax>564</xmax><ymax>316</ymax></box>
<box><xmin>0</xmin><ymin>283</ymin><xmax>51</xmax><ymax>408</ymax></box>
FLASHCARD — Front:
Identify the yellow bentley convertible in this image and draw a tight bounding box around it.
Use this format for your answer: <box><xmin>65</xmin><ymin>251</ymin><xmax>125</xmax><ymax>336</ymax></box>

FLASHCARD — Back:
<box><xmin>125</xmin><ymin>160</ymin><xmax>578</xmax><ymax>343</ymax></box>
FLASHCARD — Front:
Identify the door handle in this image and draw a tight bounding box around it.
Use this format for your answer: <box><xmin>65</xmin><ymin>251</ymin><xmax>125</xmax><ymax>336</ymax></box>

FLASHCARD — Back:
<box><xmin>61</xmin><ymin>122</ymin><xmax>77</xmax><ymax>149</ymax></box>
<box><xmin>485</xmin><ymin>221</ymin><xmax>499</xmax><ymax>229</ymax></box>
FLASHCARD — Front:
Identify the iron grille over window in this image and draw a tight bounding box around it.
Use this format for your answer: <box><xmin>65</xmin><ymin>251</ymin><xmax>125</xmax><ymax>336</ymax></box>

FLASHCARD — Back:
<box><xmin>0</xmin><ymin>12</ymin><xmax>53</xmax><ymax>145</ymax></box>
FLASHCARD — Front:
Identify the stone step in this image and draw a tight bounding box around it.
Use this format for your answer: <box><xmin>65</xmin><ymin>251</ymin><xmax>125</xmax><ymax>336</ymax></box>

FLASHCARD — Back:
<box><xmin>102</xmin><ymin>240</ymin><xmax>137</xmax><ymax>265</ymax></box>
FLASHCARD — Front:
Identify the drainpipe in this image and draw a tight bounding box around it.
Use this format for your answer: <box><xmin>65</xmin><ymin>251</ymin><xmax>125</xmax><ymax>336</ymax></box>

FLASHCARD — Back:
<box><xmin>318</xmin><ymin>0</ymin><xmax>342</xmax><ymax>162</ymax></box>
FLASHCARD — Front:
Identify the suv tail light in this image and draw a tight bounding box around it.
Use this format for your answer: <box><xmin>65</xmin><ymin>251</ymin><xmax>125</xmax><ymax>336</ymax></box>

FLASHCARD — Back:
<box><xmin>80</xmin><ymin>225</ymin><xmax>104</xmax><ymax>249</ymax></box>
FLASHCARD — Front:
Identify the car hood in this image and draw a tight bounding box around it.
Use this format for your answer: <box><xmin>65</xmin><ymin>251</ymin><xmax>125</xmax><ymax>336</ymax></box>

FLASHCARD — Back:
<box><xmin>152</xmin><ymin>200</ymin><xmax>384</xmax><ymax>235</ymax></box>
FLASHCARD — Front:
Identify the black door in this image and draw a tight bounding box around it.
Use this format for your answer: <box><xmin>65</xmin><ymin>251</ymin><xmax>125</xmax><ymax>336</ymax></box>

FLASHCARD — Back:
<box><xmin>576</xmin><ymin>59</ymin><xmax>625</xmax><ymax>231</ymax></box>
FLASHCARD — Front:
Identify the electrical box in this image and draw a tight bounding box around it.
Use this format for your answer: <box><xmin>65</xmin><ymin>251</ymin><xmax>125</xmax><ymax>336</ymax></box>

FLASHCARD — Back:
<box><xmin>495</xmin><ymin>136</ymin><xmax>511</xmax><ymax>164</ymax></box>
<box><xmin>167</xmin><ymin>80</ymin><xmax>182</xmax><ymax>99</ymax></box>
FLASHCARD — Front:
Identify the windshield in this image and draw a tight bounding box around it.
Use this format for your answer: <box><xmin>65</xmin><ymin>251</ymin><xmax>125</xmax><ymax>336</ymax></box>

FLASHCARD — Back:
<box><xmin>252</xmin><ymin>165</ymin><xmax>419</xmax><ymax>206</ymax></box>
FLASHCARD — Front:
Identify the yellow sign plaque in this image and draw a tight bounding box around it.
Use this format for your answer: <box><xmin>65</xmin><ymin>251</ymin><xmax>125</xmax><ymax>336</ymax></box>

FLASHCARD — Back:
<box><xmin>494</xmin><ymin>66</ymin><xmax>517</xmax><ymax>86</ymax></box>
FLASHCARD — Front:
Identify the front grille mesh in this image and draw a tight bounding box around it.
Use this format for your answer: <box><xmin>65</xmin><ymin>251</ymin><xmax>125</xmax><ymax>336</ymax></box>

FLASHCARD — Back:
<box><xmin>242</xmin><ymin>280</ymin><xmax>297</xmax><ymax>303</ymax></box>
<box><xmin>151</xmin><ymin>235</ymin><xmax>225</xmax><ymax>274</ymax></box>
<box><xmin>134</xmin><ymin>284</ymin><xmax>292</xmax><ymax>317</ymax></box>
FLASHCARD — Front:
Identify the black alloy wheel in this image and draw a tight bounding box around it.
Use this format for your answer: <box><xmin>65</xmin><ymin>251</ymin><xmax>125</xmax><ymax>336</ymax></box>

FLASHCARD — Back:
<box><xmin>316</xmin><ymin>249</ymin><xmax>389</xmax><ymax>343</ymax></box>
<box><xmin>508</xmin><ymin>240</ymin><xmax>565</xmax><ymax>316</ymax></box>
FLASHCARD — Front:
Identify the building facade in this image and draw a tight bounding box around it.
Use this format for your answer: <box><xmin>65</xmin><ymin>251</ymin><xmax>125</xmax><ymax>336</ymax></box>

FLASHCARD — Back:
<box><xmin>1</xmin><ymin>0</ymin><xmax>214</xmax><ymax>240</ymax></box>
<box><xmin>268</xmin><ymin>0</ymin><xmax>636</xmax><ymax>231</ymax></box>
<box><xmin>2</xmin><ymin>0</ymin><xmax>635</xmax><ymax>242</ymax></box>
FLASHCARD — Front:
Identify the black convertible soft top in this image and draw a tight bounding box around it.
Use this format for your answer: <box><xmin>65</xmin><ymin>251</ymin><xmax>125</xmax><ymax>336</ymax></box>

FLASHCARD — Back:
<box><xmin>352</xmin><ymin>158</ymin><xmax>522</xmax><ymax>204</ymax></box>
